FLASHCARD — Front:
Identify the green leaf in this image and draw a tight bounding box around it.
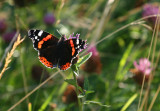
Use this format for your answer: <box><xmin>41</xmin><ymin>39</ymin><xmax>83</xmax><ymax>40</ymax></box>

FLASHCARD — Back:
<box><xmin>71</xmin><ymin>53</ymin><xmax>92</xmax><ymax>76</ymax></box>
<box><xmin>84</xmin><ymin>77</ymin><xmax>89</xmax><ymax>91</ymax></box>
<box><xmin>71</xmin><ymin>65</ymin><xmax>79</xmax><ymax>76</ymax></box>
<box><xmin>78</xmin><ymin>86</ymin><xmax>83</xmax><ymax>93</ymax></box>
<box><xmin>78</xmin><ymin>94</ymin><xmax>85</xmax><ymax>98</ymax></box>
<box><xmin>58</xmin><ymin>73</ymin><xmax>73</xmax><ymax>96</ymax></box>
<box><xmin>85</xmin><ymin>90</ymin><xmax>95</xmax><ymax>95</ymax></box>
<box><xmin>38</xmin><ymin>89</ymin><xmax>55</xmax><ymax>111</ymax></box>
<box><xmin>84</xmin><ymin>101</ymin><xmax>110</xmax><ymax>107</ymax></box>
<box><xmin>116</xmin><ymin>41</ymin><xmax>134</xmax><ymax>81</ymax></box>
<box><xmin>64</xmin><ymin>79</ymin><xmax>76</xmax><ymax>86</ymax></box>
<box><xmin>120</xmin><ymin>93</ymin><xmax>138</xmax><ymax>111</ymax></box>
<box><xmin>78</xmin><ymin>90</ymin><xmax>94</xmax><ymax>98</ymax></box>
<box><xmin>28</xmin><ymin>103</ymin><xmax>32</xmax><ymax>111</ymax></box>
<box><xmin>76</xmin><ymin>52</ymin><xmax>92</xmax><ymax>67</ymax></box>
<box><xmin>64</xmin><ymin>79</ymin><xmax>83</xmax><ymax>93</ymax></box>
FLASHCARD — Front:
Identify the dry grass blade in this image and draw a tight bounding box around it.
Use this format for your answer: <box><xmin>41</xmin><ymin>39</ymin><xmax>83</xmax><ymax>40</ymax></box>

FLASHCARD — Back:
<box><xmin>148</xmin><ymin>86</ymin><xmax>160</xmax><ymax>111</ymax></box>
<box><xmin>55</xmin><ymin>0</ymin><xmax>65</xmax><ymax>25</ymax></box>
<box><xmin>0</xmin><ymin>32</ymin><xmax>19</xmax><ymax>68</ymax></box>
<box><xmin>91</xmin><ymin>0</ymin><xmax>114</xmax><ymax>43</ymax></box>
<box><xmin>8</xmin><ymin>71</ymin><xmax>60</xmax><ymax>111</ymax></box>
<box><xmin>81</xmin><ymin>15</ymin><xmax>160</xmax><ymax>57</ymax></box>
<box><xmin>0</xmin><ymin>34</ymin><xmax>25</xmax><ymax>80</ymax></box>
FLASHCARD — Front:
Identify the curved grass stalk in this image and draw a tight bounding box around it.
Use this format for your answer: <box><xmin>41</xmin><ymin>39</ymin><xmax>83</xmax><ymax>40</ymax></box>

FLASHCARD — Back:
<box><xmin>0</xmin><ymin>34</ymin><xmax>25</xmax><ymax>80</ymax></box>
<box><xmin>8</xmin><ymin>71</ymin><xmax>60</xmax><ymax>111</ymax></box>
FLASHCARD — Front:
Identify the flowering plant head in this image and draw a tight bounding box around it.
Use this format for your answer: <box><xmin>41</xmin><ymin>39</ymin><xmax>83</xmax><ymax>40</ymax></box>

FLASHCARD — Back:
<box><xmin>88</xmin><ymin>45</ymin><xmax>99</xmax><ymax>57</ymax></box>
<box><xmin>81</xmin><ymin>44</ymin><xmax>102</xmax><ymax>74</ymax></box>
<box><xmin>2</xmin><ymin>31</ymin><xmax>16</xmax><ymax>42</ymax></box>
<box><xmin>133</xmin><ymin>58</ymin><xmax>152</xmax><ymax>75</ymax></box>
<box><xmin>0</xmin><ymin>19</ymin><xmax>7</xmax><ymax>33</ymax></box>
<box><xmin>62</xmin><ymin>76</ymin><xmax>84</xmax><ymax>104</ymax></box>
<box><xmin>130</xmin><ymin>58</ymin><xmax>152</xmax><ymax>85</ymax></box>
<box><xmin>142</xmin><ymin>3</ymin><xmax>160</xmax><ymax>24</ymax></box>
<box><xmin>43</xmin><ymin>12</ymin><xmax>56</xmax><ymax>25</ymax></box>
<box><xmin>62</xmin><ymin>85</ymin><xmax>77</xmax><ymax>104</ymax></box>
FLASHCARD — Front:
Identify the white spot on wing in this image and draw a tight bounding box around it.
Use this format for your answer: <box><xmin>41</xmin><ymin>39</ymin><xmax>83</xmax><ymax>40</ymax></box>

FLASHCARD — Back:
<box><xmin>76</xmin><ymin>39</ymin><xmax>79</xmax><ymax>44</ymax></box>
<box><xmin>38</xmin><ymin>30</ymin><xmax>43</xmax><ymax>36</ymax></box>
<box><xmin>75</xmin><ymin>45</ymin><xmax>80</xmax><ymax>49</ymax></box>
<box><xmin>35</xmin><ymin>36</ymin><xmax>38</xmax><ymax>39</ymax></box>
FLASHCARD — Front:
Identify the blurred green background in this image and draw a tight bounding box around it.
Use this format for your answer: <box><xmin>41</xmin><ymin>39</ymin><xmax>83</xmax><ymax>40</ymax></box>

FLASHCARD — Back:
<box><xmin>0</xmin><ymin>0</ymin><xmax>160</xmax><ymax>111</ymax></box>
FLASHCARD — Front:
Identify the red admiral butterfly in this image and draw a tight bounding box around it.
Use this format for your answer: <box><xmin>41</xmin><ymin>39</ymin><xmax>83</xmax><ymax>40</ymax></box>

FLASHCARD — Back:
<box><xmin>28</xmin><ymin>29</ymin><xmax>87</xmax><ymax>70</ymax></box>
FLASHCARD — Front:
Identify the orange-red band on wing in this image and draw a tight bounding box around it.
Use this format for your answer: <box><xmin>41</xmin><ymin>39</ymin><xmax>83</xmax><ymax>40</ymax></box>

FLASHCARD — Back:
<box><xmin>38</xmin><ymin>34</ymin><xmax>53</xmax><ymax>49</ymax></box>
<box><xmin>69</xmin><ymin>39</ymin><xmax>75</xmax><ymax>56</ymax></box>
<box><xmin>60</xmin><ymin>62</ymin><xmax>71</xmax><ymax>70</ymax></box>
<box><xmin>39</xmin><ymin>56</ymin><xmax>53</xmax><ymax>68</ymax></box>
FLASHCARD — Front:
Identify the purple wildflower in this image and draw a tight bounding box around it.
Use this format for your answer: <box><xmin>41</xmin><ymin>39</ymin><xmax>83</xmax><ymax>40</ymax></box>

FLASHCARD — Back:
<box><xmin>2</xmin><ymin>31</ymin><xmax>16</xmax><ymax>42</ymax></box>
<box><xmin>130</xmin><ymin>58</ymin><xmax>152</xmax><ymax>85</ymax></box>
<box><xmin>43</xmin><ymin>12</ymin><xmax>56</xmax><ymax>25</ymax></box>
<box><xmin>88</xmin><ymin>45</ymin><xmax>99</xmax><ymax>57</ymax></box>
<box><xmin>0</xmin><ymin>19</ymin><xmax>7</xmax><ymax>33</ymax></box>
<box><xmin>142</xmin><ymin>4</ymin><xmax>160</xmax><ymax>24</ymax></box>
<box><xmin>133</xmin><ymin>58</ymin><xmax>152</xmax><ymax>75</ymax></box>
<box><xmin>62</xmin><ymin>76</ymin><xmax>84</xmax><ymax>104</ymax></box>
<box><xmin>62</xmin><ymin>85</ymin><xmax>77</xmax><ymax>104</ymax></box>
<box><xmin>81</xmin><ymin>45</ymin><xmax>102</xmax><ymax>74</ymax></box>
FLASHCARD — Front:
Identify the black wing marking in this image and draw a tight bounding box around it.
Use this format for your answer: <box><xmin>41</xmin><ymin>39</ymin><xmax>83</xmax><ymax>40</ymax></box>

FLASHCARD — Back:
<box><xmin>38</xmin><ymin>45</ymin><xmax>59</xmax><ymax>68</ymax></box>
<box><xmin>28</xmin><ymin>29</ymin><xmax>59</xmax><ymax>50</ymax></box>
<box><xmin>58</xmin><ymin>38</ymin><xmax>85</xmax><ymax>70</ymax></box>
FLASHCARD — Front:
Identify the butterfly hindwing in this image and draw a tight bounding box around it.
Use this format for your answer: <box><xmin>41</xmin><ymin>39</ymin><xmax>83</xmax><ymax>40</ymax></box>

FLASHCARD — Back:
<box><xmin>58</xmin><ymin>38</ymin><xmax>85</xmax><ymax>70</ymax></box>
<box><xmin>38</xmin><ymin>46</ymin><xmax>59</xmax><ymax>68</ymax></box>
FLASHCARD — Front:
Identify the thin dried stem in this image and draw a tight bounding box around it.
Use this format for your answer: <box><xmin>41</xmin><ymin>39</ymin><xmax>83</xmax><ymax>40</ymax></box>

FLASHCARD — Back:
<box><xmin>8</xmin><ymin>71</ymin><xmax>60</xmax><ymax>111</ymax></box>
<box><xmin>148</xmin><ymin>86</ymin><xmax>160</xmax><ymax>111</ymax></box>
<box><xmin>91</xmin><ymin>0</ymin><xmax>115</xmax><ymax>44</ymax></box>
<box><xmin>81</xmin><ymin>15</ymin><xmax>160</xmax><ymax>57</ymax></box>
<box><xmin>0</xmin><ymin>34</ymin><xmax>25</xmax><ymax>80</ymax></box>
<box><xmin>20</xmin><ymin>50</ymin><xmax>29</xmax><ymax>104</ymax></box>
<box><xmin>0</xmin><ymin>32</ymin><xmax>19</xmax><ymax>68</ymax></box>
<box><xmin>139</xmin><ymin>9</ymin><xmax>160</xmax><ymax>111</ymax></box>
<box><xmin>145</xmin><ymin>10</ymin><xmax>160</xmax><ymax>110</ymax></box>
<box><xmin>55</xmin><ymin>0</ymin><xmax>65</xmax><ymax>25</ymax></box>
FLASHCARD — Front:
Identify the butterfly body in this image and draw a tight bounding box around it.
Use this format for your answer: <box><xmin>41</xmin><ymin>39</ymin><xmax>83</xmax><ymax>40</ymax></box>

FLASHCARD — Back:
<box><xmin>28</xmin><ymin>29</ymin><xmax>86</xmax><ymax>70</ymax></box>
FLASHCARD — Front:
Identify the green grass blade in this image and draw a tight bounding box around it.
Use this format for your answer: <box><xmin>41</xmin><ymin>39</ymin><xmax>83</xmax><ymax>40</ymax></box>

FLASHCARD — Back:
<box><xmin>84</xmin><ymin>101</ymin><xmax>110</xmax><ymax>107</ymax></box>
<box><xmin>38</xmin><ymin>89</ymin><xmax>55</xmax><ymax>111</ymax></box>
<box><xmin>116</xmin><ymin>41</ymin><xmax>134</xmax><ymax>81</ymax></box>
<box><xmin>121</xmin><ymin>93</ymin><xmax>138</xmax><ymax>111</ymax></box>
<box><xmin>28</xmin><ymin>103</ymin><xmax>32</xmax><ymax>111</ymax></box>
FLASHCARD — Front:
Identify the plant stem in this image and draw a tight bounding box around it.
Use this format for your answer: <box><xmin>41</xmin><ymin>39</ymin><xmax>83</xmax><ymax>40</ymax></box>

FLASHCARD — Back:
<box><xmin>72</xmin><ymin>71</ymin><xmax>83</xmax><ymax>111</ymax></box>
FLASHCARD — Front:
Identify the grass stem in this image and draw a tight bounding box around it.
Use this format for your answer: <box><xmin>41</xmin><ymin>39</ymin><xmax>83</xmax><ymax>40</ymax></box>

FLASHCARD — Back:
<box><xmin>72</xmin><ymin>71</ymin><xmax>83</xmax><ymax>111</ymax></box>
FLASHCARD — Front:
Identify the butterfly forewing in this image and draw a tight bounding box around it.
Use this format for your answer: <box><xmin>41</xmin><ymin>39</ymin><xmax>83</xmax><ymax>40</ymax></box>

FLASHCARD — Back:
<box><xmin>28</xmin><ymin>30</ymin><xmax>59</xmax><ymax>50</ymax></box>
